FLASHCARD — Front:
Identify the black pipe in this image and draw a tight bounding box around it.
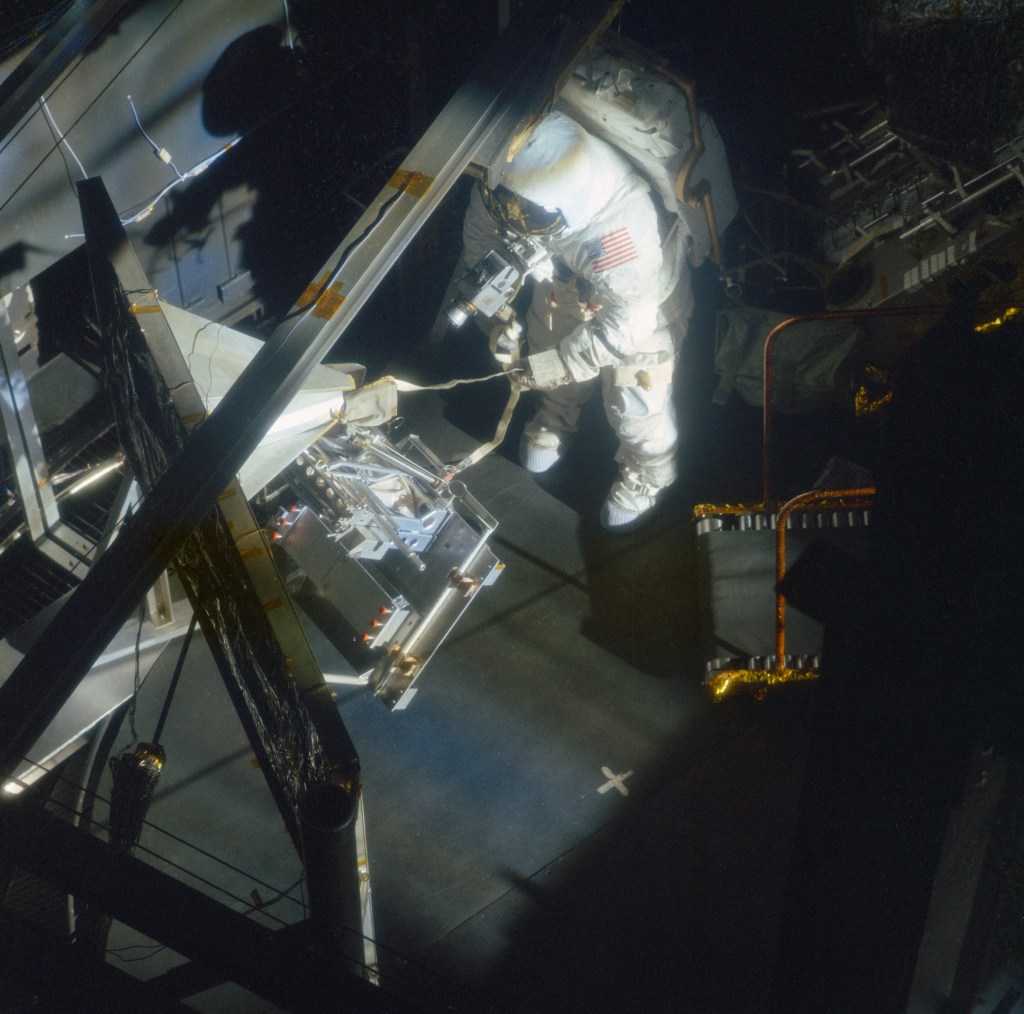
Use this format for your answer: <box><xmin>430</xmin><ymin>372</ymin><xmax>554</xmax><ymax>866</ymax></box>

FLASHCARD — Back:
<box><xmin>298</xmin><ymin>781</ymin><xmax>365</xmax><ymax>978</ymax></box>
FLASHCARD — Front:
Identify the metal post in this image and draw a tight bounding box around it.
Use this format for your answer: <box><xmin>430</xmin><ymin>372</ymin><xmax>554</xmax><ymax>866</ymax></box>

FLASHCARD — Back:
<box><xmin>299</xmin><ymin>781</ymin><xmax>365</xmax><ymax>977</ymax></box>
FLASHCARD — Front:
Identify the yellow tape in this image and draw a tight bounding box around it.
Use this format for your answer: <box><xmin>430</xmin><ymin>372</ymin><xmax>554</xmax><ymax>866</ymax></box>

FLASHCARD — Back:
<box><xmin>298</xmin><ymin>274</ymin><xmax>328</xmax><ymax>305</ymax></box>
<box><xmin>297</xmin><ymin>274</ymin><xmax>345</xmax><ymax>320</ymax></box>
<box><xmin>387</xmin><ymin>169</ymin><xmax>433</xmax><ymax>198</ymax></box>
<box><xmin>975</xmin><ymin>306</ymin><xmax>1021</xmax><ymax>332</ymax></box>
<box><xmin>312</xmin><ymin>283</ymin><xmax>345</xmax><ymax>320</ymax></box>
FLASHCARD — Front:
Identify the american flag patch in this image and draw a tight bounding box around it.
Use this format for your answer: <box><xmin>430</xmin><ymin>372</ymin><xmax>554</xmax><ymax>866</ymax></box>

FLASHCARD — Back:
<box><xmin>585</xmin><ymin>227</ymin><xmax>639</xmax><ymax>274</ymax></box>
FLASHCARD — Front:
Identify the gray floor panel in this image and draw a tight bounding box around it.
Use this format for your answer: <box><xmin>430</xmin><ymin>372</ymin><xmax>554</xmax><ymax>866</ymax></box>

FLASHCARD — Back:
<box><xmin>74</xmin><ymin>392</ymin><xmax>805</xmax><ymax>1012</ymax></box>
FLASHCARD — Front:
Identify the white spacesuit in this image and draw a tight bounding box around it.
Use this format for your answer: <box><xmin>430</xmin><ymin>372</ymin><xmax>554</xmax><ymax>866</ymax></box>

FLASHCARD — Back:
<box><xmin>463</xmin><ymin>111</ymin><xmax>692</xmax><ymax>530</ymax></box>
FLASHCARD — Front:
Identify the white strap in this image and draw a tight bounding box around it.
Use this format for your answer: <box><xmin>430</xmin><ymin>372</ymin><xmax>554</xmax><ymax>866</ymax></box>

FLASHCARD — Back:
<box><xmin>386</xmin><ymin>360</ymin><xmax>521</xmax><ymax>476</ymax></box>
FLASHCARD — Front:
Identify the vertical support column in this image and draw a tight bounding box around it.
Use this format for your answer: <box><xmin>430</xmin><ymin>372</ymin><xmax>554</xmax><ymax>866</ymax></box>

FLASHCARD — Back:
<box><xmin>299</xmin><ymin>781</ymin><xmax>366</xmax><ymax>978</ymax></box>
<box><xmin>0</xmin><ymin>298</ymin><xmax>93</xmax><ymax>569</ymax></box>
<box><xmin>0</xmin><ymin>300</ymin><xmax>59</xmax><ymax>537</ymax></box>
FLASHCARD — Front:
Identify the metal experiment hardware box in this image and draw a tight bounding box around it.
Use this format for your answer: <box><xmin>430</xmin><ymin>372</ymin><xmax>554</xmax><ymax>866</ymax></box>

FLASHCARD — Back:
<box><xmin>270</xmin><ymin>431</ymin><xmax>503</xmax><ymax>710</ymax></box>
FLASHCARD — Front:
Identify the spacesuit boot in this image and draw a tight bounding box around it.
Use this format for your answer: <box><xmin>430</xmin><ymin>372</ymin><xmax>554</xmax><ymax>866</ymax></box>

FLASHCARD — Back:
<box><xmin>600</xmin><ymin>478</ymin><xmax>663</xmax><ymax>531</ymax></box>
<box><xmin>519</xmin><ymin>429</ymin><xmax>563</xmax><ymax>473</ymax></box>
<box><xmin>519</xmin><ymin>376</ymin><xmax>595</xmax><ymax>472</ymax></box>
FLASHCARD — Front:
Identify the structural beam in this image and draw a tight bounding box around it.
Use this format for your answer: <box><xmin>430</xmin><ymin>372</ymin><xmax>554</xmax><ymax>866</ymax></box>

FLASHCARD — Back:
<box><xmin>73</xmin><ymin>177</ymin><xmax>360</xmax><ymax>847</ymax></box>
<box><xmin>0</xmin><ymin>0</ymin><xmax>622</xmax><ymax>782</ymax></box>
<box><xmin>0</xmin><ymin>0</ymin><xmax>135</xmax><ymax>145</ymax></box>
<box><xmin>0</xmin><ymin>800</ymin><xmax>410</xmax><ymax>1013</ymax></box>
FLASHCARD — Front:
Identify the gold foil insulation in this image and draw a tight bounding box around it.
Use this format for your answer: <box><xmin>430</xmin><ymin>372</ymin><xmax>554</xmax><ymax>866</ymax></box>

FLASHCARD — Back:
<box><xmin>854</xmin><ymin>363</ymin><xmax>894</xmax><ymax>417</ymax></box>
<box><xmin>706</xmin><ymin>667</ymin><xmax>820</xmax><ymax>701</ymax></box>
<box><xmin>692</xmin><ymin>502</ymin><xmax>767</xmax><ymax>520</ymax></box>
<box><xmin>974</xmin><ymin>305</ymin><xmax>1021</xmax><ymax>333</ymax></box>
<box><xmin>132</xmin><ymin>741</ymin><xmax>166</xmax><ymax>771</ymax></box>
<box><xmin>698</xmin><ymin>488</ymin><xmax>874</xmax><ymax>702</ymax></box>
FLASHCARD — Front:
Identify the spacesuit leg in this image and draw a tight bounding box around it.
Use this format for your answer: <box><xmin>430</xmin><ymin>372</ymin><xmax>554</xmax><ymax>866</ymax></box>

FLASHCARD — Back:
<box><xmin>520</xmin><ymin>275</ymin><xmax>597</xmax><ymax>472</ymax></box>
<box><xmin>600</xmin><ymin>327</ymin><xmax>679</xmax><ymax>530</ymax></box>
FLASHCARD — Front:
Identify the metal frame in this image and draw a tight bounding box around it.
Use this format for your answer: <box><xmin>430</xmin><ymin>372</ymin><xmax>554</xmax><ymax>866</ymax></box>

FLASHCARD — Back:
<box><xmin>0</xmin><ymin>4</ymin><xmax>625</xmax><ymax>1008</ymax></box>
<box><xmin>0</xmin><ymin>302</ymin><xmax>95</xmax><ymax>570</ymax></box>
<box><xmin>0</xmin><ymin>0</ymin><xmax>622</xmax><ymax>782</ymax></box>
<box><xmin>701</xmin><ymin>300</ymin><xmax>1024</xmax><ymax>699</ymax></box>
<box><xmin>0</xmin><ymin>799</ymin><xmax>405</xmax><ymax>1013</ymax></box>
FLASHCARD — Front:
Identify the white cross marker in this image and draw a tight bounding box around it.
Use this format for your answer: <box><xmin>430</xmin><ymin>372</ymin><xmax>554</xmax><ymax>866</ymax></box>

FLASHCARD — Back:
<box><xmin>598</xmin><ymin>766</ymin><xmax>633</xmax><ymax>796</ymax></box>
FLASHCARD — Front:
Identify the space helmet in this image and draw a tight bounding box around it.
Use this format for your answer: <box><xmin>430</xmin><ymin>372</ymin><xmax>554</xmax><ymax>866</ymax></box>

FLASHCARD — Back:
<box><xmin>482</xmin><ymin>111</ymin><xmax>628</xmax><ymax>236</ymax></box>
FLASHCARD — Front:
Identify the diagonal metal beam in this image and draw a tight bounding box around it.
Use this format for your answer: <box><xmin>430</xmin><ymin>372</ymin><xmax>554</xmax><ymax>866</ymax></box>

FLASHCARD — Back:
<box><xmin>74</xmin><ymin>177</ymin><xmax>360</xmax><ymax>846</ymax></box>
<box><xmin>0</xmin><ymin>0</ymin><xmax>622</xmax><ymax>783</ymax></box>
<box><xmin>0</xmin><ymin>0</ymin><xmax>135</xmax><ymax>146</ymax></box>
<box><xmin>0</xmin><ymin>800</ymin><xmax>409</xmax><ymax>1013</ymax></box>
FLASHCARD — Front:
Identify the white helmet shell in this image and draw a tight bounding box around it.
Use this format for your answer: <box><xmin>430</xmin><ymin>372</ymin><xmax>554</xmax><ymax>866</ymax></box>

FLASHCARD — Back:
<box><xmin>489</xmin><ymin>111</ymin><xmax>633</xmax><ymax>231</ymax></box>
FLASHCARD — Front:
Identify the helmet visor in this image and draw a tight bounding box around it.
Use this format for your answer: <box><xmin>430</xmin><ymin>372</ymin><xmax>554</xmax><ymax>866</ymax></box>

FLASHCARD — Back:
<box><xmin>481</xmin><ymin>184</ymin><xmax>565</xmax><ymax>237</ymax></box>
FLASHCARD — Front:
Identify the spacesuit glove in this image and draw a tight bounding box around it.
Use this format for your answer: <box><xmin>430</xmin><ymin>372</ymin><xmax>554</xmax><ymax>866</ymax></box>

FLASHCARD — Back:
<box><xmin>511</xmin><ymin>348</ymin><xmax>571</xmax><ymax>391</ymax></box>
<box><xmin>488</xmin><ymin>317</ymin><xmax>523</xmax><ymax>368</ymax></box>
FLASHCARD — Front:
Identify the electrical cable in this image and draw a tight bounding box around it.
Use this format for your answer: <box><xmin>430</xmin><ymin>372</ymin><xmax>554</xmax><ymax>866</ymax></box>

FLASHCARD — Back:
<box><xmin>11</xmin><ymin>752</ymin><xmax>512</xmax><ymax>1007</ymax></box>
<box><xmin>61</xmin><ymin>136</ymin><xmax>242</xmax><ymax>236</ymax></box>
<box><xmin>3</xmin><ymin>0</ymin><xmax>342</xmax><ymax>226</ymax></box>
<box><xmin>2</xmin><ymin>0</ymin><xmax>388</xmax><ymax>240</ymax></box>
<box><xmin>270</xmin><ymin>175</ymin><xmax>415</xmax><ymax>330</ymax></box>
<box><xmin>38</xmin><ymin>95</ymin><xmax>88</xmax><ymax>180</ymax></box>
<box><xmin>112</xmin><ymin>74</ymin><xmax>339</xmax><ymax>227</ymax></box>
<box><xmin>115</xmin><ymin>134</ymin><xmax>241</xmax><ymax>227</ymax></box>
<box><xmin>185</xmin><ymin>318</ymin><xmax>223</xmax><ymax>403</ymax></box>
<box><xmin>106</xmin><ymin>871</ymin><xmax>306</xmax><ymax>963</ymax></box>
<box><xmin>39</xmin><ymin>793</ymin><xmax>295</xmax><ymax>929</ymax></box>
<box><xmin>38</xmin><ymin>97</ymin><xmax>79</xmax><ymax>194</ymax></box>
<box><xmin>127</xmin><ymin>94</ymin><xmax>184</xmax><ymax>179</ymax></box>
<box><xmin>151</xmin><ymin>613</ymin><xmax>197</xmax><ymax>746</ymax></box>
<box><xmin>12</xmin><ymin>751</ymin><xmax>304</xmax><ymax>908</ymax></box>
<box><xmin>107</xmin><ymin>943</ymin><xmax>166</xmax><ymax>963</ymax></box>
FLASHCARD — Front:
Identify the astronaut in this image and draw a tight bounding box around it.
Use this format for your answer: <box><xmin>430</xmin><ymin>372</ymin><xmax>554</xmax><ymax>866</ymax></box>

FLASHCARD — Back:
<box><xmin>462</xmin><ymin>110</ymin><xmax>692</xmax><ymax>531</ymax></box>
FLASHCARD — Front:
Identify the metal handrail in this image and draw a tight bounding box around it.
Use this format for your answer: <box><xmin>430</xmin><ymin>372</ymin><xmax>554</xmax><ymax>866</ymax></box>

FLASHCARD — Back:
<box><xmin>774</xmin><ymin>487</ymin><xmax>875</xmax><ymax>675</ymax></box>
<box><xmin>760</xmin><ymin>301</ymin><xmax>1024</xmax><ymax>505</ymax></box>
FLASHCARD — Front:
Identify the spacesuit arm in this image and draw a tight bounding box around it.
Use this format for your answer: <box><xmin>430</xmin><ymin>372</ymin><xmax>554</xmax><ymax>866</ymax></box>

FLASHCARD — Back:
<box><xmin>557</xmin><ymin>293</ymin><xmax>660</xmax><ymax>383</ymax></box>
<box><xmin>461</xmin><ymin>185</ymin><xmax>505</xmax><ymax>285</ymax></box>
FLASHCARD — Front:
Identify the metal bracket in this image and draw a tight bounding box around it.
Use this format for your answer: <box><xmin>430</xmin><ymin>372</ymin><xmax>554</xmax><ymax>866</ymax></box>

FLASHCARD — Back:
<box><xmin>0</xmin><ymin>299</ymin><xmax>95</xmax><ymax>570</ymax></box>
